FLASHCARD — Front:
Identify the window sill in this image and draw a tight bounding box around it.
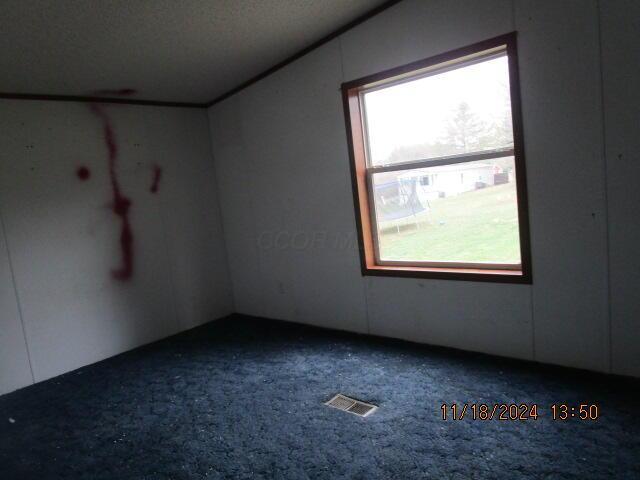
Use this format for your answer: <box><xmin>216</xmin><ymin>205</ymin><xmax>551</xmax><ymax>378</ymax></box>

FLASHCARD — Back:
<box><xmin>363</xmin><ymin>264</ymin><xmax>531</xmax><ymax>284</ymax></box>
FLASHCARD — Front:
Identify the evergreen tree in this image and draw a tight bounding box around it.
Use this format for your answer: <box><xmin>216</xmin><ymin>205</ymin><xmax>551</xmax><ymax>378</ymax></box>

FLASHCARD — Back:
<box><xmin>444</xmin><ymin>101</ymin><xmax>488</xmax><ymax>152</ymax></box>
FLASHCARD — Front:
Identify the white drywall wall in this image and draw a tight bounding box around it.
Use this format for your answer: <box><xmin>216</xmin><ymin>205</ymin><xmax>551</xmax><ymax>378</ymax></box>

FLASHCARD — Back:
<box><xmin>209</xmin><ymin>40</ymin><xmax>369</xmax><ymax>334</ymax></box>
<box><xmin>340</xmin><ymin>0</ymin><xmax>534</xmax><ymax>361</ymax></box>
<box><xmin>208</xmin><ymin>0</ymin><xmax>637</xmax><ymax>376</ymax></box>
<box><xmin>0</xmin><ymin>213</ymin><xmax>33</xmax><ymax>393</ymax></box>
<box><xmin>600</xmin><ymin>0</ymin><xmax>640</xmax><ymax>377</ymax></box>
<box><xmin>515</xmin><ymin>0</ymin><xmax>609</xmax><ymax>372</ymax></box>
<box><xmin>0</xmin><ymin>100</ymin><xmax>232</xmax><ymax>394</ymax></box>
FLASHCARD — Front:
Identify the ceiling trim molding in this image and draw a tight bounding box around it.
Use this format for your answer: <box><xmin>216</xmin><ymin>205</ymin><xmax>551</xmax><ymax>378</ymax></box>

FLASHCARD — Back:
<box><xmin>0</xmin><ymin>92</ymin><xmax>206</xmax><ymax>108</ymax></box>
<box><xmin>206</xmin><ymin>0</ymin><xmax>404</xmax><ymax>107</ymax></box>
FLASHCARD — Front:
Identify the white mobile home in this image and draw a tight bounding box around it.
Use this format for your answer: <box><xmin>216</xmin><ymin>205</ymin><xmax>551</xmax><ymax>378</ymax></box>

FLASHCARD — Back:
<box><xmin>397</xmin><ymin>161</ymin><xmax>504</xmax><ymax>200</ymax></box>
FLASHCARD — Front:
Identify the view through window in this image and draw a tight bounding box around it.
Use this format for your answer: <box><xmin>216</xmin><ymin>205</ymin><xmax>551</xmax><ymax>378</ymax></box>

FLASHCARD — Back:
<box><xmin>343</xmin><ymin>34</ymin><xmax>531</xmax><ymax>280</ymax></box>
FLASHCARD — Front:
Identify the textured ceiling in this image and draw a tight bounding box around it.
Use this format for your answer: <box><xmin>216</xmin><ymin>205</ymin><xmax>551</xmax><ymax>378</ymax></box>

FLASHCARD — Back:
<box><xmin>0</xmin><ymin>0</ymin><xmax>390</xmax><ymax>104</ymax></box>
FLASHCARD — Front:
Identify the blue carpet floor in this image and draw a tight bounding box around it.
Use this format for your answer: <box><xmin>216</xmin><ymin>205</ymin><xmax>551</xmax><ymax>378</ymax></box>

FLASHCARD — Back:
<box><xmin>1</xmin><ymin>315</ymin><xmax>638</xmax><ymax>479</ymax></box>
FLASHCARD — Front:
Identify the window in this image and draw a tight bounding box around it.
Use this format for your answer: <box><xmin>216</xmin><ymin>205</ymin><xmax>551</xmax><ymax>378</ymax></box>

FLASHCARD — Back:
<box><xmin>342</xmin><ymin>33</ymin><xmax>531</xmax><ymax>283</ymax></box>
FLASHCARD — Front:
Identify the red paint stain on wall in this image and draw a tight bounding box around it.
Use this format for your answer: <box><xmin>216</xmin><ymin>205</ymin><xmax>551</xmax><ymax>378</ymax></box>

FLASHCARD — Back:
<box><xmin>150</xmin><ymin>165</ymin><xmax>162</xmax><ymax>193</ymax></box>
<box><xmin>90</xmin><ymin>103</ymin><xmax>134</xmax><ymax>281</ymax></box>
<box><xmin>76</xmin><ymin>166</ymin><xmax>91</xmax><ymax>180</ymax></box>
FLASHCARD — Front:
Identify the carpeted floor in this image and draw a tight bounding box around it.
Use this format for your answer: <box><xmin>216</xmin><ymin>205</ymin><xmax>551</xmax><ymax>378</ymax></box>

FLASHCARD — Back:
<box><xmin>1</xmin><ymin>315</ymin><xmax>639</xmax><ymax>480</ymax></box>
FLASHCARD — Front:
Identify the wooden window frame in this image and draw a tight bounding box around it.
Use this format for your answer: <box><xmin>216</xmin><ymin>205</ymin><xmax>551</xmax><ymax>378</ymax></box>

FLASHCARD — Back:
<box><xmin>341</xmin><ymin>32</ymin><xmax>532</xmax><ymax>284</ymax></box>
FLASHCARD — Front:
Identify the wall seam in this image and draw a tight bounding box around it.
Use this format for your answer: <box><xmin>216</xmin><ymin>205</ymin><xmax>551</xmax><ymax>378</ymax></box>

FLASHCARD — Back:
<box><xmin>595</xmin><ymin>0</ymin><xmax>613</xmax><ymax>373</ymax></box>
<box><xmin>204</xmin><ymin>109</ymin><xmax>237</xmax><ymax>314</ymax></box>
<box><xmin>156</xmin><ymin>181</ymin><xmax>183</xmax><ymax>333</ymax></box>
<box><xmin>511</xmin><ymin>0</ymin><xmax>535</xmax><ymax>361</ymax></box>
<box><xmin>338</xmin><ymin>33</ymin><xmax>370</xmax><ymax>335</ymax></box>
<box><xmin>0</xmin><ymin>202</ymin><xmax>36</xmax><ymax>383</ymax></box>
<box><xmin>510</xmin><ymin>0</ymin><xmax>516</xmax><ymax>35</ymax></box>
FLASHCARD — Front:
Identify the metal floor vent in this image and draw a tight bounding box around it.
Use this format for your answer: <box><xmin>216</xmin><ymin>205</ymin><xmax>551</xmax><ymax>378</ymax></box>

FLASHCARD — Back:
<box><xmin>325</xmin><ymin>394</ymin><xmax>377</xmax><ymax>417</ymax></box>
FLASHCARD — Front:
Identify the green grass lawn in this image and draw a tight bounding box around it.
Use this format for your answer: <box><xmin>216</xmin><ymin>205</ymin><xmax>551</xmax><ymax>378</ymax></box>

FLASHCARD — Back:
<box><xmin>378</xmin><ymin>182</ymin><xmax>521</xmax><ymax>263</ymax></box>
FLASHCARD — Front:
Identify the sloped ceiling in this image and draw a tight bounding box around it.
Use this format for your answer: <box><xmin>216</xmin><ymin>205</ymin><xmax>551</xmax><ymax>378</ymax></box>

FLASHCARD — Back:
<box><xmin>0</xmin><ymin>0</ymin><xmax>393</xmax><ymax>104</ymax></box>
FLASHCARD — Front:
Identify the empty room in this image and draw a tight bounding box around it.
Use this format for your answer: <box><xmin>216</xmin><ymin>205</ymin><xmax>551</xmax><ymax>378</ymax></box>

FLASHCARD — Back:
<box><xmin>1</xmin><ymin>0</ymin><xmax>639</xmax><ymax>478</ymax></box>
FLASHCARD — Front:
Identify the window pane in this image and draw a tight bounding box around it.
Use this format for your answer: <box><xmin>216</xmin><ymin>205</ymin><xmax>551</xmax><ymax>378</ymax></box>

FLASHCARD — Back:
<box><xmin>371</xmin><ymin>157</ymin><xmax>521</xmax><ymax>264</ymax></box>
<box><xmin>363</xmin><ymin>55</ymin><xmax>513</xmax><ymax>166</ymax></box>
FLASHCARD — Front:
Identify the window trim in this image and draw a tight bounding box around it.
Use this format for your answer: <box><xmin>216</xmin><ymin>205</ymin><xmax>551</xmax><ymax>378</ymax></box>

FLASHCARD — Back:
<box><xmin>341</xmin><ymin>32</ymin><xmax>532</xmax><ymax>284</ymax></box>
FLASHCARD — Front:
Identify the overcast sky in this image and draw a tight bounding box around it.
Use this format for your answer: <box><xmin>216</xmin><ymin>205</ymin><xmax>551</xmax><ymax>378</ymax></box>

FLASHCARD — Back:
<box><xmin>363</xmin><ymin>55</ymin><xmax>512</xmax><ymax>165</ymax></box>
